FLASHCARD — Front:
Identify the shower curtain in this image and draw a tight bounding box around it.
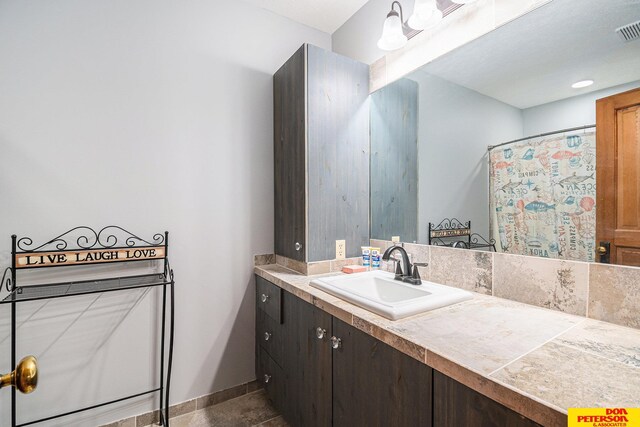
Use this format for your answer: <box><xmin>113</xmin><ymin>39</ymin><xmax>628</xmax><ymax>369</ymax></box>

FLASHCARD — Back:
<box><xmin>489</xmin><ymin>130</ymin><xmax>596</xmax><ymax>262</ymax></box>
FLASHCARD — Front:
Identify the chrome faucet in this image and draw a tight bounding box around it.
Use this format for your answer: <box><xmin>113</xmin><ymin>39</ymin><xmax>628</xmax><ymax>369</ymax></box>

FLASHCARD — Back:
<box><xmin>381</xmin><ymin>245</ymin><xmax>428</xmax><ymax>285</ymax></box>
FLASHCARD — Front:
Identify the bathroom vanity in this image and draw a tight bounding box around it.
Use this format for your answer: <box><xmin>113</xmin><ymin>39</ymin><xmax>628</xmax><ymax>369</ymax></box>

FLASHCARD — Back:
<box><xmin>255</xmin><ymin>273</ymin><xmax>540</xmax><ymax>427</ymax></box>
<box><xmin>255</xmin><ymin>263</ymin><xmax>640</xmax><ymax>427</ymax></box>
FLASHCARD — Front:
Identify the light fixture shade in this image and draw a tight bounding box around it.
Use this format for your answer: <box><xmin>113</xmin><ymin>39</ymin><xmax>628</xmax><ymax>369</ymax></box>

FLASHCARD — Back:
<box><xmin>408</xmin><ymin>2</ymin><xmax>443</xmax><ymax>30</ymax></box>
<box><xmin>377</xmin><ymin>11</ymin><xmax>408</xmax><ymax>51</ymax></box>
<box><xmin>572</xmin><ymin>80</ymin><xmax>594</xmax><ymax>89</ymax></box>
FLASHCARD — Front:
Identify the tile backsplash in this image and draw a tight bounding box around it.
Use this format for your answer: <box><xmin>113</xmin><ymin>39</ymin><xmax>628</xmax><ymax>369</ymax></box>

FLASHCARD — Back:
<box><xmin>588</xmin><ymin>263</ymin><xmax>640</xmax><ymax>330</ymax></box>
<box><xmin>264</xmin><ymin>241</ymin><xmax>640</xmax><ymax>330</ymax></box>
<box><xmin>371</xmin><ymin>239</ymin><xmax>640</xmax><ymax>330</ymax></box>
<box><xmin>431</xmin><ymin>245</ymin><xmax>492</xmax><ymax>295</ymax></box>
<box><xmin>493</xmin><ymin>254</ymin><xmax>589</xmax><ymax>317</ymax></box>
<box><xmin>273</xmin><ymin>254</ymin><xmax>363</xmax><ymax>275</ymax></box>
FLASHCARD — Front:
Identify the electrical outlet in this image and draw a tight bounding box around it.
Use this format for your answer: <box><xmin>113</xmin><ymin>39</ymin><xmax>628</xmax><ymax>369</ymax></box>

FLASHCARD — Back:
<box><xmin>335</xmin><ymin>240</ymin><xmax>346</xmax><ymax>260</ymax></box>
<box><xmin>391</xmin><ymin>236</ymin><xmax>400</xmax><ymax>243</ymax></box>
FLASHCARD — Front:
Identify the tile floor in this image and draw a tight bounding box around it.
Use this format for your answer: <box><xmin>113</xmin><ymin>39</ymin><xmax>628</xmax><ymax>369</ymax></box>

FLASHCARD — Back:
<box><xmin>153</xmin><ymin>390</ymin><xmax>289</xmax><ymax>427</ymax></box>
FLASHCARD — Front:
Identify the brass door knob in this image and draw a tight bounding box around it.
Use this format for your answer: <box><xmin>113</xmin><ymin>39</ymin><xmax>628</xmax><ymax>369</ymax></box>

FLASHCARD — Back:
<box><xmin>0</xmin><ymin>355</ymin><xmax>38</xmax><ymax>394</ymax></box>
<box><xmin>598</xmin><ymin>246</ymin><xmax>607</xmax><ymax>255</ymax></box>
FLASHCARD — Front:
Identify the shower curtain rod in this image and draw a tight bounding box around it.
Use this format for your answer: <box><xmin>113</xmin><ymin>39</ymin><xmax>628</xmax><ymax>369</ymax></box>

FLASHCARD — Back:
<box><xmin>487</xmin><ymin>124</ymin><xmax>596</xmax><ymax>151</ymax></box>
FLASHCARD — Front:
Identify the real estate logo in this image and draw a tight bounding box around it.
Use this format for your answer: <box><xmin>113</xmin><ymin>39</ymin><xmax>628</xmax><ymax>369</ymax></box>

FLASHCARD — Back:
<box><xmin>568</xmin><ymin>408</ymin><xmax>640</xmax><ymax>427</ymax></box>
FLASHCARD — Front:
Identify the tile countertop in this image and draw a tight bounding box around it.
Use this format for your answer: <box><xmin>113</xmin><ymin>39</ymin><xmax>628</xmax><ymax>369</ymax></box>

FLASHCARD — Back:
<box><xmin>254</xmin><ymin>264</ymin><xmax>640</xmax><ymax>427</ymax></box>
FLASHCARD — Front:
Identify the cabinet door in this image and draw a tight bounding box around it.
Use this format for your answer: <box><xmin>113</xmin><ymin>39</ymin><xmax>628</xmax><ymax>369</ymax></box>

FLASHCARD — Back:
<box><xmin>306</xmin><ymin>44</ymin><xmax>370</xmax><ymax>262</ymax></box>
<box><xmin>281</xmin><ymin>291</ymin><xmax>332</xmax><ymax>426</ymax></box>
<box><xmin>332</xmin><ymin>318</ymin><xmax>433</xmax><ymax>427</ymax></box>
<box><xmin>274</xmin><ymin>44</ymin><xmax>306</xmax><ymax>262</ymax></box>
<box><xmin>433</xmin><ymin>371</ymin><xmax>541</xmax><ymax>426</ymax></box>
<box><xmin>255</xmin><ymin>286</ymin><xmax>285</xmax><ymax>412</ymax></box>
<box><xmin>256</xmin><ymin>347</ymin><xmax>285</xmax><ymax>412</ymax></box>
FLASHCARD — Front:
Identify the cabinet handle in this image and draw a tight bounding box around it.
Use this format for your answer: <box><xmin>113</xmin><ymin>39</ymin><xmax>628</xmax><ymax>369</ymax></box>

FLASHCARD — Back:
<box><xmin>316</xmin><ymin>327</ymin><xmax>326</xmax><ymax>340</ymax></box>
<box><xmin>295</xmin><ymin>242</ymin><xmax>302</xmax><ymax>251</ymax></box>
<box><xmin>264</xmin><ymin>374</ymin><xmax>271</xmax><ymax>384</ymax></box>
<box><xmin>330</xmin><ymin>336</ymin><xmax>342</xmax><ymax>350</ymax></box>
<box><xmin>264</xmin><ymin>332</ymin><xmax>272</xmax><ymax>341</ymax></box>
<box><xmin>261</xmin><ymin>293</ymin><xmax>269</xmax><ymax>303</ymax></box>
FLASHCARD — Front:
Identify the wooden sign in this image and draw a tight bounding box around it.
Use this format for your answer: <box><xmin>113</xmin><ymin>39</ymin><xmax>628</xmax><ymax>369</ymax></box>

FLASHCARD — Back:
<box><xmin>15</xmin><ymin>246</ymin><xmax>165</xmax><ymax>268</ymax></box>
<box><xmin>430</xmin><ymin>229</ymin><xmax>470</xmax><ymax>238</ymax></box>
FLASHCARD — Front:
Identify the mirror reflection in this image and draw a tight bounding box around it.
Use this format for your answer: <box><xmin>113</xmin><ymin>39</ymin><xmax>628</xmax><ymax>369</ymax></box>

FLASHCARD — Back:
<box><xmin>370</xmin><ymin>0</ymin><xmax>640</xmax><ymax>265</ymax></box>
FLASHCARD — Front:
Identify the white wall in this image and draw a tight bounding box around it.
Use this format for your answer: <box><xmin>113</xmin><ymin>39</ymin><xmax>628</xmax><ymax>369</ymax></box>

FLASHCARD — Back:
<box><xmin>409</xmin><ymin>72</ymin><xmax>523</xmax><ymax>243</ymax></box>
<box><xmin>522</xmin><ymin>80</ymin><xmax>640</xmax><ymax>135</ymax></box>
<box><xmin>332</xmin><ymin>0</ymin><xmax>405</xmax><ymax>65</ymax></box>
<box><xmin>0</xmin><ymin>0</ymin><xmax>329</xmax><ymax>425</ymax></box>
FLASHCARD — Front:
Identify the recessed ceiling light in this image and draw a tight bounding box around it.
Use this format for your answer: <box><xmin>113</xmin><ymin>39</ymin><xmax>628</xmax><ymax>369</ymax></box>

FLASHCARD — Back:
<box><xmin>572</xmin><ymin>80</ymin><xmax>594</xmax><ymax>89</ymax></box>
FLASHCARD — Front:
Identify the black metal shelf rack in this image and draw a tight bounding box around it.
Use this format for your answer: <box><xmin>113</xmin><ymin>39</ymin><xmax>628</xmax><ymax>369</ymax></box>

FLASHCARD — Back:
<box><xmin>1</xmin><ymin>226</ymin><xmax>175</xmax><ymax>427</ymax></box>
<box><xmin>428</xmin><ymin>218</ymin><xmax>496</xmax><ymax>251</ymax></box>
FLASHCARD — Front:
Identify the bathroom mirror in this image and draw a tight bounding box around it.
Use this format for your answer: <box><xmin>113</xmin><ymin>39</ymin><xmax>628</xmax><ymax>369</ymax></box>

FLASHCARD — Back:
<box><xmin>370</xmin><ymin>0</ymin><xmax>640</xmax><ymax>264</ymax></box>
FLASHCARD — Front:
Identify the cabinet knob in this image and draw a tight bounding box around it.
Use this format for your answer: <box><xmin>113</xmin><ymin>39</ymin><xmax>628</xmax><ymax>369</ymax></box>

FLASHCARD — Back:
<box><xmin>261</xmin><ymin>293</ymin><xmax>269</xmax><ymax>303</ymax></box>
<box><xmin>330</xmin><ymin>336</ymin><xmax>342</xmax><ymax>350</ymax></box>
<box><xmin>264</xmin><ymin>332</ymin><xmax>272</xmax><ymax>341</ymax></box>
<box><xmin>264</xmin><ymin>374</ymin><xmax>271</xmax><ymax>384</ymax></box>
<box><xmin>295</xmin><ymin>242</ymin><xmax>302</xmax><ymax>251</ymax></box>
<box><xmin>316</xmin><ymin>327</ymin><xmax>326</xmax><ymax>340</ymax></box>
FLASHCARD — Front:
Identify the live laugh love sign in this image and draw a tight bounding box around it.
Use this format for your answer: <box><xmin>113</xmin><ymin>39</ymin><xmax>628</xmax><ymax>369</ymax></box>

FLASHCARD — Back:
<box><xmin>15</xmin><ymin>246</ymin><xmax>165</xmax><ymax>268</ymax></box>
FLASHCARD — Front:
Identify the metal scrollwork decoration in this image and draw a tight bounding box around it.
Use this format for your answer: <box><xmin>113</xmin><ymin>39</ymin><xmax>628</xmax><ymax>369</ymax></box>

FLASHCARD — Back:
<box><xmin>430</xmin><ymin>238</ymin><xmax>470</xmax><ymax>248</ymax></box>
<box><xmin>2</xmin><ymin>267</ymin><xmax>13</xmax><ymax>293</ymax></box>
<box><xmin>471</xmin><ymin>233</ymin><xmax>497</xmax><ymax>252</ymax></box>
<box><xmin>431</xmin><ymin>218</ymin><xmax>470</xmax><ymax>231</ymax></box>
<box><xmin>16</xmin><ymin>225</ymin><xmax>165</xmax><ymax>252</ymax></box>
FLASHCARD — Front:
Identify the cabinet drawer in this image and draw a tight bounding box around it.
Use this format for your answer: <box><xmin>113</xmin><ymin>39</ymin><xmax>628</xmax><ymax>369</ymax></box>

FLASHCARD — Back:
<box><xmin>257</xmin><ymin>347</ymin><xmax>285</xmax><ymax>412</ymax></box>
<box><xmin>257</xmin><ymin>307</ymin><xmax>283</xmax><ymax>366</ymax></box>
<box><xmin>256</xmin><ymin>275</ymin><xmax>282</xmax><ymax>323</ymax></box>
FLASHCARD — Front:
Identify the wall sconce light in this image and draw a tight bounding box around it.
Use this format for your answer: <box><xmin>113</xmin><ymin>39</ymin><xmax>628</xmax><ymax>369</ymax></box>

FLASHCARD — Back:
<box><xmin>377</xmin><ymin>1</ymin><xmax>409</xmax><ymax>51</ymax></box>
<box><xmin>377</xmin><ymin>0</ymin><xmax>443</xmax><ymax>51</ymax></box>
<box><xmin>408</xmin><ymin>0</ymin><xmax>443</xmax><ymax>30</ymax></box>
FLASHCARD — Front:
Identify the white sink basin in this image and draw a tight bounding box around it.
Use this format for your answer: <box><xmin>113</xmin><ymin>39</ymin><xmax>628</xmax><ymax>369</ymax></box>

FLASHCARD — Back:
<box><xmin>310</xmin><ymin>270</ymin><xmax>473</xmax><ymax>320</ymax></box>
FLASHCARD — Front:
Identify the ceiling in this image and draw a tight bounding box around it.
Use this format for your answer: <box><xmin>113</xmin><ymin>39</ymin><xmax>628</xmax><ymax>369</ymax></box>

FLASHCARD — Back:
<box><xmin>419</xmin><ymin>0</ymin><xmax>640</xmax><ymax>109</ymax></box>
<box><xmin>242</xmin><ymin>0</ymin><xmax>370</xmax><ymax>33</ymax></box>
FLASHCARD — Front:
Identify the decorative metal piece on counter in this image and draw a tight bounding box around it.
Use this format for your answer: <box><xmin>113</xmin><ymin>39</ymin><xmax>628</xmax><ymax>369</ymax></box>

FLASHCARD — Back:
<box><xmin>0</xmin><ymin>355</ymin><xmax>38</xmax><ymax>394</ymax></box>
<box><xmin>1</xmin><ymin>226</ymin><xmax>175</xmax><ymax>427</ymax></box>
<box><xmin>428</xmin><ymin>219</ymin><xmax>496</xmax><ymax>251</ymax></box>
<box><xmin>16</xmin><ymin>225</ymin><xmax>165</xmax><ymax>252</ymax></box>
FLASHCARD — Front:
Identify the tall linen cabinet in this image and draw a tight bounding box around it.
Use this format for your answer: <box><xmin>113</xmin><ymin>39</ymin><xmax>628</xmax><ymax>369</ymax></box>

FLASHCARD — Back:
<box><xmin>274</xmin><ymin>44</ymin><xmax>370</xmax><ymax>262</ymax></box>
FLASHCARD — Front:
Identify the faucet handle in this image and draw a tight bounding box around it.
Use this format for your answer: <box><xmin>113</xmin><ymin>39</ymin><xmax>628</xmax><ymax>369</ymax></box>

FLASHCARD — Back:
<box><xmin>394</xmin><ymin>259</ymin><xmax>403</xmax><ymax>279</ymax></box>
<box><xmin>411</xmin><ymin>263</ymin><xmax>428</xmax><ymax>283</ymax></box>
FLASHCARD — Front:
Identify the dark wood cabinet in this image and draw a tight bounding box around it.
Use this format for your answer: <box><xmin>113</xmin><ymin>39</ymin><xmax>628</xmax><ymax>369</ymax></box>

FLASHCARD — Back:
<box><xmin>255</xmin><ymin>277</ymin><xmax>286</xmax><ymax>412</ymax></box>
<box><xmin>256</xmin><ymin>275</ymin><xmax>538</xmax><ymax>426</ymax></box>
<box><xmin>274</xmin><ymin>45</ymin><xmax>306</xmax><ymax>262</ymax></box>
<box><xmin>433</xmin><ymin>371</ymin><xmax>541</xmax><ymax>427</ymax></box>
<box><xmin>273</xmin><ymin>44</ymin><xmax>370</xmax><ymax>262</ymax></box>
<box><xmin>280</xmin><ymin>290</ymin><xmax>332</xmax><ymax>426</ymax></box>
<box><xmin>256</xmin><ymin>276</ymin><xmax>431</xmax><ymax>427</ymax></box>
<box><xmin>332</xmin><ymin>317</ymin><xmax>432</xmax><ymax>427</ymax></box>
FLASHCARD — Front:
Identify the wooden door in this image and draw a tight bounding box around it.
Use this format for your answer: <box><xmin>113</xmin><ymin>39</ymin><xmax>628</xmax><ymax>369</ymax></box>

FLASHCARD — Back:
<box><xmin>274</xmin><ymin>45</ymin><xmax>306</xmax><ymax>262</ymax></box>
<box><xmin>331</xmin><ymin>318</ymin><xmax>432</xmax><ymax>427</ymax></box>
<box><xmin>596</xmin><ymin>87</ymin><xmax>640</xmax><ymax>265</ymax></box>
<box><xmin>281</xmin><ymin>291</ymin><xmax>332</xmax><ymax>426</ymax></box>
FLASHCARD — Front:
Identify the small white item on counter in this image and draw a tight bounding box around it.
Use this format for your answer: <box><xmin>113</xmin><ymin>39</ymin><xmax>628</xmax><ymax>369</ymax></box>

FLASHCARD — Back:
<box><xmin>370</xmin><ymin>247</ymin><xmax>381</xmax><ymax>268</ymax></box>
<box><xmin>361</xmin><ymin>246</ymin><xmax>371</xmax><ymax>267</ymax></box>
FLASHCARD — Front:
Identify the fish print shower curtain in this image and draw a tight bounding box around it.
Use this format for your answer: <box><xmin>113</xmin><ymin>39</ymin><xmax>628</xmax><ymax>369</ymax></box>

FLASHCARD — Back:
<box><xmin>489</xmin><ymin>131</ymin><xmax>596</xmax><ymax>262</ymax></box>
